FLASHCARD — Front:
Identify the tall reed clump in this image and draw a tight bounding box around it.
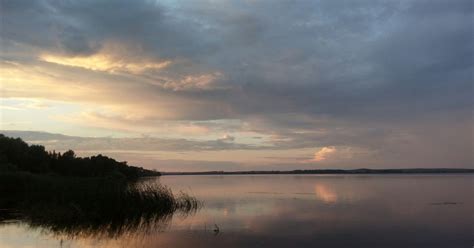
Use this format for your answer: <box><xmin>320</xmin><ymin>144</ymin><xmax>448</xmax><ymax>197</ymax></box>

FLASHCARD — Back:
<box><xmin>0</xmin><ymin>172</ymin><xmax>200</xmax><ymax>237</ymax></box>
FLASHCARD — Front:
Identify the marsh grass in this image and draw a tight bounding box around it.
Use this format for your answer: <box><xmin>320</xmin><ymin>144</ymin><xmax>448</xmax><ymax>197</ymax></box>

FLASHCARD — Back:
<box><xmin>0</xmin><ymin>172</ymin><xmax>200</xmax><ymax>238</ymax></box>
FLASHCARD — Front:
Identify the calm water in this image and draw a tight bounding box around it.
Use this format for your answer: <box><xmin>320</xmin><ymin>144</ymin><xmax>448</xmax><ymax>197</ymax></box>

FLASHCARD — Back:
<box><xmin>0</xmin><ymin>174</ymin><xmax>472</xmax><ymax>248</ymax></box>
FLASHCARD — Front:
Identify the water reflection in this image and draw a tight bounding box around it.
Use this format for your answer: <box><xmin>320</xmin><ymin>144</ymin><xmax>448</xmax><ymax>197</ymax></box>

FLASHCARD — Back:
<box><xmin>0</xmin><ymin>174</ymin><xmax>472</xmax><ymax>248</ymax></box>
<box><xmin>314</xmin><ymin>183</ymin><xmax>338</xmax><ymax>203</ymax></box>
<box><xmin>156</xmin><ymin>175</ymin><xmax>473</xmax><ymax>248</ymax></box>
<box><xmin>0</xmin><ymin>180</ymin><xmax>200</xmax><ymax>240</ymax></box>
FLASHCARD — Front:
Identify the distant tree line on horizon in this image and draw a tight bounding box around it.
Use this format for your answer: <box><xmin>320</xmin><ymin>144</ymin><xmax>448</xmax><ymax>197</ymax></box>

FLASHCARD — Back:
<box><xmin>0</xmin><ymin>134</ymin><xmax>160</xmax><ymax>179</ymax></box>
<box><xmin>163</xmin><ymin>168</ymin><xmax>474</xmax><ymax>175</ymax></box>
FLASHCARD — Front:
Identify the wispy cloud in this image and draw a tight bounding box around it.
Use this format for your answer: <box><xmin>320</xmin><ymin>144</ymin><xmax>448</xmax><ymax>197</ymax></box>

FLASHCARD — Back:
<box><xmin>312</xmin><ymin>147</ymin><xmax>336</xmax><ymax>162</ymax></box>
<box><xmin>40</xmin><ymin>53</ymin><xmax>171</xmax><ymax>74</ymax></box>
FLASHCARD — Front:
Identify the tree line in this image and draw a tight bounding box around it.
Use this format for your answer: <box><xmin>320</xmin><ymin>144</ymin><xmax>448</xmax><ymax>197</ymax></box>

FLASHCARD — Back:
<box><xmin>0</xmin><ymin>134</ymin><xmax>160</xmax><ymax>179</ymax></box>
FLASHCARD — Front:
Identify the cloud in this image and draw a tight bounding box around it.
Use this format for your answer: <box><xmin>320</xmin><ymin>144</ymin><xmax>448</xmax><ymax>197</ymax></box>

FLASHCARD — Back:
<box><xmin>40</xmin><ymin>53</ymin><xmax>171</xmax><ymax>74</ymax></box>
<box><xmin>1</xmin><ymin>98</ymin><xmax>51</xmax><ymax>110</ymax></box>
<box><xmin>2</xmin><ymin>0</ymin><xmax>471</xmax><ymax>120</ymax></box>
<box><xmin>162</xmin><ymin>72</ymin><xmax>224</xmax><ymax>91</ymax></box>
<box><xmin>312</xmin><ymin>147</ymin><xmax>336</xmax><ymax>162</ymax></box>
<box><xmin>0</xmin><ymin>130</ymin><xmax>260</xmax><ymax>152</ymax></box>
<box><xmin>1</xmin><ymin>0</ymin><xmax>472</xmax><ymax>169</ymax></box>
<box><xmin>218</xmin><ymin>134</ymin><xmax>236</xmax><ymax>143</ymax></box>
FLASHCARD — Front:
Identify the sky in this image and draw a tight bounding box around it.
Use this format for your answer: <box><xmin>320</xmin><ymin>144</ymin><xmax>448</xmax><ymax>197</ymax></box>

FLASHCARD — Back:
<box><xmin>0</xmin><ymin>0</ymin><xmax>473</xmax><ymax>171</ymax></box>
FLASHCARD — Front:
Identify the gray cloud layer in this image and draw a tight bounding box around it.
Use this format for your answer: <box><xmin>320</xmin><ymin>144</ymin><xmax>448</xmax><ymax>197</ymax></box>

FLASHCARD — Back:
<box><xmin>1</xmin><ymin>0</ymin><xmax>473</xmax><ymax>168</ymax></box>
<box><xmin>0</xmin><ymin>130</ymin><xmax>260</xmax><ymax>152</ymax></box>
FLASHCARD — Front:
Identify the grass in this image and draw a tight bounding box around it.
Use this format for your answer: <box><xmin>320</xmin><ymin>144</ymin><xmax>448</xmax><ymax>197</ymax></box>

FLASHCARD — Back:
<box><xmin>0</xmin><ymin>172</ymin><xmax>200</xmax><ymax>238</ymax></box>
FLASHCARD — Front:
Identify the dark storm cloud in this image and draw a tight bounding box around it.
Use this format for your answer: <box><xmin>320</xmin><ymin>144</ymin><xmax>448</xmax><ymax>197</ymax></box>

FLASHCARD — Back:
<box><xmin>155</xmin><ymin>0</ymin><xmax>472</xmax><ymax>123</ymax></box>
<box><xmin>1</xmin><ymin>0</ymin><xmax>472</xmax><ymax>168</ymax></box>
<box><xmin>2</xmin><ymin>0</ymin><xmax>471</xmax><ymax>117</ymax></box>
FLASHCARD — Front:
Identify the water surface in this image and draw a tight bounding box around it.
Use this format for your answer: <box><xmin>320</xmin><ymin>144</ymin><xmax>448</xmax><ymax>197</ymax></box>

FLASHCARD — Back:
<box><xmin>1</xmin><ymin>174</ymin><xmax>472</xmax><ymax>247</ymax></box>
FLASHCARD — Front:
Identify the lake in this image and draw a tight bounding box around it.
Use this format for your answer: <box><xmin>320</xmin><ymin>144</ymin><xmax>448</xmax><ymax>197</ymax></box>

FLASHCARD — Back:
<box><xmin>0</xmin><ymin>174</ymin><xmax>472</xmax><ymax>247</ymax></box>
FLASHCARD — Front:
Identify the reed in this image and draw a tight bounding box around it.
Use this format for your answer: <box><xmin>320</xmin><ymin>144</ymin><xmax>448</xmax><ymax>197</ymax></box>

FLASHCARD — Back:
<box><xmin>0</xmin><ymin>172</ymin><xmax>200</xmax><ymax>237</ymax></box>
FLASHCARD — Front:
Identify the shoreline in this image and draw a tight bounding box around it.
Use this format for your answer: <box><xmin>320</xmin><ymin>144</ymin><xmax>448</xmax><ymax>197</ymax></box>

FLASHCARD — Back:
<box><xmin>161</xmin><ymin>168</ymin><xmax>474</xmax><ymax>176</ymax></box>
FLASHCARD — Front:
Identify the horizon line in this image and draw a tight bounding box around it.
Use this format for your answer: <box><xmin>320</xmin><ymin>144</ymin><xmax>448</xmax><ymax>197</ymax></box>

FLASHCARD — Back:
<box><xmin>161</xmin><ymin>168</ymin><xmax>474</xmax><ymax>175</ymax></box>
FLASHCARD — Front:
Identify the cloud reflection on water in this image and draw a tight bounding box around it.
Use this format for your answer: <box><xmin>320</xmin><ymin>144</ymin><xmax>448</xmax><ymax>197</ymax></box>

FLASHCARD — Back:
<box><xmin>314</xmin><ymin>183</ymin><xmax>338</xmax><ymax>203</ymax></box>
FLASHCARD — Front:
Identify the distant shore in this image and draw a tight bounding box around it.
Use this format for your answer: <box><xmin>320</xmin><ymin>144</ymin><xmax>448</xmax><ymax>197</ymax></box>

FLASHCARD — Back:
<box><xmin>162</xmin><ymin>168</ymin><xmax>474</xmax><ymax>176</ymax></box>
